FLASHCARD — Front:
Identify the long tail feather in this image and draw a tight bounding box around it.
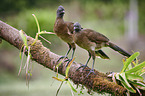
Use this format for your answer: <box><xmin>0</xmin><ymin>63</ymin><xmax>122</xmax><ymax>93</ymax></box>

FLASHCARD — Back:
<box><xmin>108</xmin><ymin>42</ymin><xmax>131</xmax><ymax>57</ymax></box>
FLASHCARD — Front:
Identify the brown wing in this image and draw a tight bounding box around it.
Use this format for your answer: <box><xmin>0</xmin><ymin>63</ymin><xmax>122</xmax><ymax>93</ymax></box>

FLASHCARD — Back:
<box><xmin>84</xmin><ymin>29</ymin><xmax>109</xmax><ymax>43</ymax></box>
<box><xmin>65</xmin><ymin>21</ymin><xmax>74</xmax><ymax>34</ymax></box>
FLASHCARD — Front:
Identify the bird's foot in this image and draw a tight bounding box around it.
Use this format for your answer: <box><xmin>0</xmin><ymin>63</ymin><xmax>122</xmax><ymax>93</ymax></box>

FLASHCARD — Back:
<box><xmin>64</xmin><ymin>58</ymin><xmax>71</xmax><ymax>62</ymax></box>
<box><xmin>56</xmin><ymin>56</ymin><xmax>68</xmax><ymax>63</ymax></box>
<box><xmin>86</xmin><ymin>69</ymin><xmax>96</xmax><ymax>77</ymax></box>
<box><xmin>76</xmin><ymin>63</ymin><xmax>88</xmax><ymax>71</ymax></box>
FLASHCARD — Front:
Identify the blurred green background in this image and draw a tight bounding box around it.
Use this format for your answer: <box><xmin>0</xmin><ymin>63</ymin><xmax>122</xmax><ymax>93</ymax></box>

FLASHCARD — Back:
<box><xmin>0</xmin><ymin>0</ymin><xmax>145</xmax><ymax>96</ymax></box>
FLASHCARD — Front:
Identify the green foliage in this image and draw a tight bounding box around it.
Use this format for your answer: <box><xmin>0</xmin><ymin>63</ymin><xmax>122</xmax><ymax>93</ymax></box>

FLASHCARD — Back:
<box><xmin>31</xmin><ymin>14</ymin><xmax>54</xmax><ymax>45</ymax></box>
<box><xmin>19</xmin><ymin>30</ymin><xmax>28</xmax><ymax>48</ymax></box>
<box><xmin>121</xmin><ymin>52</ymin><xmax>139</xmax><ymax>73</ymax></box>
<box><xmin>65</xmin><ymin>58</ymin><xmax>75</xmax><ymax>78</ymax></box>
<box><xmin>3</xmin><ymin>9</ymin><xmax>60</xmax><ymax>49</ymax></box>
<box><xmin>19</xmin><ymin>30</ymin><xmax>32</xmax><ymax>87</ymax></box>
<box><xmin>32</xmin><ymin>14</ymin><xmax>40</xmax><ymax>33</ymax></box>
<box><xmin>1</xmin><ymin>1</ymin><xmax>145</xmax><ymax>95</ymax></box>
<box><xmin>52</xmin><ymin>58</ymin><xmax>77</xmax><ymax>96</ymax></box>
<box><xmin>108</xmin><ymin>52</ymin><xmax>145</xmax><ymax>95</ymax></box>
<box><xmin>18</xmin><ymin>14</ymin><xmax>55</xmax><ymax>86</ymax></box>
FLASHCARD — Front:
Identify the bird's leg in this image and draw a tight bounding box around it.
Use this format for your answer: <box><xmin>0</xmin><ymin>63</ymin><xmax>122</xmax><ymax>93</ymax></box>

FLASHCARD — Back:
<box><xmin>76</xmin><ymin>52</ymin><xmax>91</xmax><ymax>71</ymax></box>
<box><xmin>86</xmin><ymin>57</ymin><xmax>96</xmax><ymax>77</ymax></box>
<box><xmin>65</xmin><ymin>47</ymin><xmax>75</xmax><ymax>67</ymax></box>
<box><xmin>56</xmin><ymin>44</ymin><xmax>71</xmax><ymax>63</ymax></box>
<box><xmin>71</xmin><ymin>47</ymin><xmax>75</xmax><ymax>59</ymax></box>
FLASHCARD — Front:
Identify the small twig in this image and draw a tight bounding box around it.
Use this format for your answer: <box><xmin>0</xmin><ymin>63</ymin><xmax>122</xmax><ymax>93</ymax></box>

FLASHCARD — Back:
<box><xmin>0</xmin><ymin>20</ymin><xmax>132</xmax><ymax>96</ymax></box>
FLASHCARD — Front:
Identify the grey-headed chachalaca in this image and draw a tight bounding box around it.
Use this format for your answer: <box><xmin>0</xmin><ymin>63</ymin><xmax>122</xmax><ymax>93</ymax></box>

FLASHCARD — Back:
<box><xmin>54</xmin><ymin>6</ymin><xmax>109</xmax><ymax>65</ymax></box>
<box><xmin>54</xmin><ymin>6</ymin><xmax>75</xmax><ymax>63</ymax></box>
<box><xmin>73</xmin><ymin>22</ymin><xmax>131</xmax><ymax>76</ymax></box>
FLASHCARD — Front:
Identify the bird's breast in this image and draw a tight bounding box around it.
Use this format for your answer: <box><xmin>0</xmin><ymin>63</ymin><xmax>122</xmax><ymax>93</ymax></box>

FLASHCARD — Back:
<box><xmin>54</xmin><ymin>20</ymin><xmax>74</xmax><ymax>43</ymax></box>
<box><xmin>74</xmin><ymin>33</ymin><xmax>96</xmax><ymax>50</ymax></box>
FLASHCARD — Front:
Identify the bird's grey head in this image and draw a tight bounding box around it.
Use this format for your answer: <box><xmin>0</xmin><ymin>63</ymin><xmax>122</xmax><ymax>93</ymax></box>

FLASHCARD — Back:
<box><xmin>57</xmin><ymin>5</ymin><xmax>65</xmax><ymax>18</ymax></box>
<box><xmin>74</xmin><ymin>22</ymin><xmax>82</xmax><ymax>32</ymax></box>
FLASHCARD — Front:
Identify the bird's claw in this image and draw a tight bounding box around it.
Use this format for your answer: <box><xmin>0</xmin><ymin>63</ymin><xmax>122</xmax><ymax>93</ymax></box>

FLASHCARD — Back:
<box><xmin>56</xmin><ymin>56</ymin><xmax>68</xmax><ymax>63</ymax></box>
<box><xmin>64</xmin><ymin>58</ymin><xmax>71</xmax><ymax>62</ymax></box>
<box><xmin>76</xmin><ymin>63</ymin><xmax>88</xmax><ymax>71</ymax></box>
<box><xmin>86</xmin><ymin>69</ymin><xmax>96</xmax><ymax>77</ymax></box>
<box><xmin>65</xmin><ymin>59</ymin><xmax>72</xmax><ymax>67</ymax></box>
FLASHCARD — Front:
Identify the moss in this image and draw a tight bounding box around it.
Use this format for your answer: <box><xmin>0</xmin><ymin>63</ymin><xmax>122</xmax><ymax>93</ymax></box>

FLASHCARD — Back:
<box><xmin>93</xmin><ymin>78</ymin><xmax>127</xmax><ymax>95</ymax></box>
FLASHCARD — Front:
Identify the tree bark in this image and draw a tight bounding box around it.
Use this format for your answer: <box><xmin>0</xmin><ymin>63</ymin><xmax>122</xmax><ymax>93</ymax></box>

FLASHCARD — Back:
<box><xmin>0</xmin><ymin>20</ymin><xmax>142</xmax><ymax>96</ymax></box>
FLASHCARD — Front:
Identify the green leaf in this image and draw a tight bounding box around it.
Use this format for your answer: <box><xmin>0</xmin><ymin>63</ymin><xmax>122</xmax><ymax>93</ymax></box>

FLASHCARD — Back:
<box><xmin>32</xmin><ymin>14</ymin><xmax>40</xmax><ymax>33</ymax></box>
<box><xmin>126</xmin><ymin>73</ymin><xmax>144</xmax><ymax>81</ymax></box>
<box><xmin>120</xmin><ymin>73</ymin><xmax>132</xmax><ymax>88</ymax></box>
<box><xmin>121</xmin><ymin>52</ymin><xmax>139</xmax><ymax>73</ymax></box>
<box><xmin>119</xmin><ymin>73</ymin><xmax>136</xmax><ymax>93</ymax></box>
<box><xmin>134</xmin><ymin>68</ymin><xmax>143</xmax><ymax>76</ymax></box>
<box><xmin>67</xmin><ymin>80</ymin><xmax>77</xmax><ymax>93</ymax></box>
<box><xmin>140</xmin><ymin>68</ymin><xmax>145</xmax><ymax>76</ymax></box>
<box><xmin>31</xmin><ymin>14</ymin><xmax>40</xmax><ymax>45</ymax></box>
<box><xmin>31</xmin><ymin>33</ymin><xmax>38</xmax><ymax>45</ymax></box>
<box><xmin>122</xmin><ymin>59</ymin><xmax>132</xmax><ymax>71</ymax></box>
<box><xmin>129</xmin><ymin>80</ymin><xmax>145</xmax><ymax>90</ymax></box>
<box><xmin>52</xmin><ymin>77</ymin><xmax>65</xmax><ymax>82</ymax></box>
<box><xmin>121</xmin><ymin>80</ymin><xmax>136</xmax><ymax>93</ymax></box>
<box><xmin>126</xmin><ymin>61</ymin><xmax>145</xmax><ymax>74</ymax></box>
<box><xmin>66</xmin><ymin>57</ymin><xmax>75</xmax><ymax>78</ymax></box>
<box><xmin>19</xmin><ymin>30</ymin><xmax>28</xmax><ymax>48</ymax></box>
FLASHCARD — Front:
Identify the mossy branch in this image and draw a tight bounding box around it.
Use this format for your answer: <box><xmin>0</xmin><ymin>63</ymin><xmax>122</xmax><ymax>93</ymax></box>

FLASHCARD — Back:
<box><xmin>0</xmin><ymin>20</ymin><xmax>143</xmax><ymax>96</ymax></box>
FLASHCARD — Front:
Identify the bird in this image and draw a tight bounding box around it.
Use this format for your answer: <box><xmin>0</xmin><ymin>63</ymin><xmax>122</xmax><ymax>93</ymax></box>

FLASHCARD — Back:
<box><xmin>73</xmin><ymin>22</ymin><xmax>131</xmax><ymax>76</ymax></box>
<box><xmin>54</xmin><ymin>5</ymin><xmax>76</xmax><ymax>65</ymax></box>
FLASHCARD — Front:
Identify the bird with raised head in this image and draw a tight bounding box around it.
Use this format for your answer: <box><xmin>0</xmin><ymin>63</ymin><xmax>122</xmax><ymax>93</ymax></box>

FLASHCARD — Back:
<box><xmin>54</xmin><ymin>5</ymin><xmax>76</xmax><ymax>65</ymax></box>
<box><xmin>73</xmin><ymin>22</ymin><xmax>131</xmax><ymax>76</ymax></box>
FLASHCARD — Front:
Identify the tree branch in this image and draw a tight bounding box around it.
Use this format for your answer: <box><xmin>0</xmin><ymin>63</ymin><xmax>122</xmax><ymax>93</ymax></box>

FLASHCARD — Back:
<box><xmin>0</xmin><ymin>20</ymin><xmax>130</xmax><ymax>95</ymax></box>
